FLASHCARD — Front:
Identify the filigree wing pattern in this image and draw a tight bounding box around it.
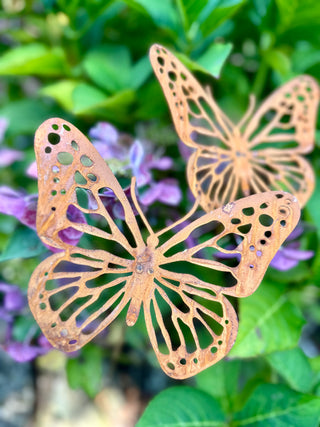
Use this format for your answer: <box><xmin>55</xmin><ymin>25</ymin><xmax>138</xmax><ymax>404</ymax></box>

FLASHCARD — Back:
<box><xmin>149</xmin><ymin>44</ymin><xmax>234</xmax><ymax>150</ymax></box>
<box><xmin>142</xmin><ymin>192</ymin><xmax>300</xmax><ymax>378</ymax></box>
<box><xmin>34</xmin><ymin>118</ymin><xmax>144</xmax><ymax>251</ymax></box>
<box><xmin>187</xmin><ymin>148</ymin><xmax>240</xmax><ymax>211</ymax></box>
<box><xmin>28</xmin><ymin>248</ymin><xmax>134</xmax><ymax>351</ymax></box>
<box><xmin>243</xmin><ymin>75</ymin><xmax>319</xmax><ymax>152</ymax></box>
<box><xmin>150</xmin><ymin>45</ymin><xmax>318</xmax><ymax>210</ymax></box>
<box><xmin>29</xmin><ymin>118</ymin><xmax>146</xmax><ymax>350</ymax></box>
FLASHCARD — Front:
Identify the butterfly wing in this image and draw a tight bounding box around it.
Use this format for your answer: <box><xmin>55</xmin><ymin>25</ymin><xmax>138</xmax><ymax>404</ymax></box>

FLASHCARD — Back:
<box><xmin>243</xmin><ymin>75</ymin><xmax>319</xmax><ymax>153</ymax></box>
<box><xmin>242</xmin><ymin>76</ymin><xmax>319</xmax><ymax>207</ymax></box>
<box><xmin>28</xmin><ymin>118</ymin><xmax>145</xmax><ymax>351</ymax></box>
<box><xmin>144</xmin><ymin>191</ymin><xmax>300</xmax><ymax>378</ymax></box>
<box><xmin>149</xmin><ymin>44</ymin><xmax>234</xmax><ymax>149</ymax></box>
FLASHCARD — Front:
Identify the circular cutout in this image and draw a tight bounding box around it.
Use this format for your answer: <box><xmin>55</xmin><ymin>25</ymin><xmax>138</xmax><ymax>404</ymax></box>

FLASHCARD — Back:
<box><xmin>45</xmin><ymin>146</ymin><xmax>52</xmax><ymax>153</ymax></box>
<box><xmin>48</xmin><ymin>132</ymin><xmax>60</xmax><ymax>145</ymax></box>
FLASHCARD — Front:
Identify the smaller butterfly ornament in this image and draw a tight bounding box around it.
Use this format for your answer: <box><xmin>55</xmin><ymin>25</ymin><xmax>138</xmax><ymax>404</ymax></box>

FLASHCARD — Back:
<box><xmin>149</xmin><ymin>44</ymin><xmax>319</xmax><ymax>212</ymax></box>
<box><xmin>28</xmin><ymin>118</ymin><xmax>300</xmax><ymax>379</ymax></box>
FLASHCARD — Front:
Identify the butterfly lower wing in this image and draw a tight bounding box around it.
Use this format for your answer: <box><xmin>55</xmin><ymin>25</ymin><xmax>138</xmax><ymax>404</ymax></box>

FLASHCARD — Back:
<box><xmin>187</xmin><ymin>148</ymin><xmax>241</xmax><ymax>210</ymax></box>
<box><xmin>243</xmin><ymin>75</ymin><xmax>319</xmax><ymax>153</ymax></box>
<box><xmin>249</xmin><ymin>149</ymin><xmax>315</xmax><ymax>207</ymax></box>
<box><xmin>158</xmin><ymin>191</ymin><xmax>300</xmax><ymax>298</ymax></box>
<box><xmin>149</xmin><ymin>44</ymin><xmax>234</xmax><ymax>150</ymax></box>
<box><xmin>35</xmin><ymin>118</ymin><xmax>144</xmax><ymax>251</ymax></box>
<box><xmin>28</xmin><ymin>247</ymin><xmax>133</xmax><ymax>351</ymax></box>
<box><xmin>143</xmin><ymin>270</ymin><xmax>238</xmax><ymax>379</ymax></box>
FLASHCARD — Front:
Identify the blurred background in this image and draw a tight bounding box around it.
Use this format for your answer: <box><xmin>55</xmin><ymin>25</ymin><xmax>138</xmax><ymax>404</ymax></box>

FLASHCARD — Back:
<box><xmin>0</xmin><ymin>1</ymin><xmax>320</xmax><ymax>426</ymax></box>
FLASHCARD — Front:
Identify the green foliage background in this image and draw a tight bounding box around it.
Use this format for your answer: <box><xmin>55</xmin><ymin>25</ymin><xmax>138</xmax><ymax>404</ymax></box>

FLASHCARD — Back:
<box><xmin>1</xmin><ymin>0</ymin><xmax>320</xmax><ymax>425</ymax></box>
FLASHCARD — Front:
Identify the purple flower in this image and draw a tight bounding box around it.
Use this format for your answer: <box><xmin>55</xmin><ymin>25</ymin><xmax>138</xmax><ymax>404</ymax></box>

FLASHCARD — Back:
<box><xmin>26</xmin><ymin>161</ymin><xmax>37</xmax><ymax>179</ymax></box>
<box><xmin>88</xmin><ymin>121</ymin><xmax>181</xmax><ymax>207</ymax></box>
<box><xmin>5</xmin><ymin>340</ymin><xmax>50</xmax><ymax>362</ymax></box>
<box><xmin>0</xmin><ymin>187</ymin><xmax>86</xmax><ymax>247</ymax></box>
<box><xmin>0</xmin><ymin>282</ymin><xmax>26</xmax><ymax>312</ymax></box>
<box><xmin>0</xmin><ymin>118</ymin><xmax>24</xmax><ymax>167</ymax></box>
<box><xmin>139</xmin><ymin>178</ymin><xmax>182</xmax><ymax>206</ymax></box>
<box><xmin>270</xmin><ymin>225</ymin><xmax>314</xmax><ymax>271</ymax></box>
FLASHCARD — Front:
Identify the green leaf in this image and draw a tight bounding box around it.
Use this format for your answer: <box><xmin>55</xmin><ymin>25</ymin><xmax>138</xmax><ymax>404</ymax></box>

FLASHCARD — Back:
<box><xmin>136</xmin><ymin>386</ymin><xmax>227</xmax><ymax>427</ymax></box>
<box><xmin>0</xmin><ymin>98</ymin><xmax>61</xmax><ymax>136</ymax></box>
<box><xmin>131</xmin><ymin>55</ymin><xmax>152</xmax><ymax>89</ymax></box>
<box><xmin>66</xmin><ymin>345</ymin><xmax>103</xmax><ymax>398</ymax></box>
<box><xmin>83</xmin><ymin>45</ymin><xmax>131</xmax><ymax>93</ymax></box>
<box><xmin>233</xmin><ymin>383</ymin><xmax>320</xmax><ymax>427</ymax></box>
<box><xmin>199</xmin><ymin>0</ymin><xmax>246</xmax><ymax>38</ymax></box>
<box><xmin>197</xmin><ymin>42</ymin><xmax>233</xmax><ymax>77</ymax></box>
<box><xmin>230</xmin><ymin>282</ymin><xmax>305</xmax><ymax>358</ymax></box>
<box><xmin>41</xmin><ymin>80</ymin><xmax>79</xmax><ymax>111</ymax></box>
<box><xmin>178</xmin><ymin>0</ymin><xmax>208</xmax><ymax>30</ymax></box>
<box><xmin>123</xmin><ymin>0</ymin><xmax>179</xmax><ymax>31</ymax></box>
<box><xmin>0</xmin><ymin>227</ymin><xmax>46</xmax><ymax>262</ymax></box>
<box><xmin>72</xmin><ymin>83</ymin><xmax>135</xmax><ymax>121</ymax></box>
<box><xmin>265</xmin><ymin>348</ymin><xmax>313</xmax><ymax>393</ymax></box>
<box><xmin>263</xmin><ymin>49</ymin><xmax>291</xmax><ymax>77</ymax></box>
<box><xmin>196</xmin><ymin>359</ymin><xmax>241</xmax><ymax>414</ymax></box>
<box><xmin>0</xmin><ymin>43</ymin><xmax>68</xmax><ymax>76</ymax></box>
<box><xmin>12</xmin><ymin>316</ymin><xmax>36</xmax><ymax>342</ymax></box>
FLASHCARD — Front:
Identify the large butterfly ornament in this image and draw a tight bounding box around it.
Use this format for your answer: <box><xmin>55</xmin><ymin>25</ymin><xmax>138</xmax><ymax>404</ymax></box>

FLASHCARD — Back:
<box><xmin>28</xmin><ymin>118</ymin><xmax>300</xmax><ymax>379</ymax></box>
<box><xmin>149</xmin><ymin>44</ymin><xmax>319</xmax><ymax>212</ymax></box>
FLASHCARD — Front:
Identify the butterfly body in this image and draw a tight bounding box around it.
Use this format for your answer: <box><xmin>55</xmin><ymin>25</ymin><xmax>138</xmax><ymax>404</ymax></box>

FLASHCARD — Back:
<box><xmin>150</xmin><ymin>44</ymin><xmax>319</xmax><ymax>211</ymax></box>
<box><xmin>28</xmin><ymin>118</ymin><xmax>300</xmax><ymax>379</ymax></box>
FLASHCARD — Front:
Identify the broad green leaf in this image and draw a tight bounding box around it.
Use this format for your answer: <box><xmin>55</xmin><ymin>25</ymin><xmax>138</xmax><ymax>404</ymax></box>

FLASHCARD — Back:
<box><xmin>131</xmin><ymin>55</ymin><xmax>152</xmax><ymax>89</ymax></box>
<box><xmin>123</xmin><ymin>0</ymin><xmax>179</xmax><ymax>31</ymax></box>
<box><xmin>199</xmin><ymin>0</ymin><xmax>246</xmax><ymax>38</ymax></box>
<box><xmin>83</xmin><ymin>45</ymin><xmax>131</xmax><ymax>93</ymax></box>
<box><xmin>233</xmin><ymin>383</ymin><xmax>320</xmax><ymax>427</ymax></box>
<box><xmin>0</xmin><ymin>227</ymin><xmax>46</xmax><ymax>262</ymax></box>
<box><xmin>0</xmin><ymin>99</ymin><xmax>61</xmax><ymax>136</ymax></box>
<box><xmin>0</xmin><ymin>44</ymin><xmax>68</xmax><ymax>76</ymax></box>
<box><xmin>265</xmin><ymin>348</ymin><xmax>313</xmax><ymax>393</ymax></box>
<box><xmin>196</xmin><ymin>359</ymin><xmax>241</xmax><ymax>414</ymax></box>
<box><xmin>197</xmin><ymin>42</ymin><xmax>233</xmax><ymax>77</ymax></box>
<box><xmin>230</xmin><ymin>282</ymin><xmax>305</xmax><ymax>358</ymax></box>
<box><xmin>66</xmin><ymin>345</ymin><xmax>103</xmax><ymax>398</ymax></box>
<box><xmin>72</xmin><ymin>84</ymin><xmax>135</xmax><ymax>122</ymax></box>
<box><xmin>177</xmin><ymin>0</ymin><xmax>208</xmax><ymax>30</ymax></box>
<box><xmin>137</xmin><ymin>386</ymin><xmax>227</xmax><ymax>427</ymax></box>
<box><xmin>41</xmin><ymin>80</ymin><xmax>79</xmax><ymax>111</ymax></box>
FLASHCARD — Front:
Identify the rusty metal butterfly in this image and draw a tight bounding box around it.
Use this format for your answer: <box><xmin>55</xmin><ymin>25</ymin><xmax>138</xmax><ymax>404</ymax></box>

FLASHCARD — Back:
<box><xmin>28</xmin><ymin>118</ymin><xmax>300</xmax><ymax>379</ymax></box>
<box><xmin>149</xmin><ymin>44</ymin><xmax>319</xmax><ymax>212</ymax></box>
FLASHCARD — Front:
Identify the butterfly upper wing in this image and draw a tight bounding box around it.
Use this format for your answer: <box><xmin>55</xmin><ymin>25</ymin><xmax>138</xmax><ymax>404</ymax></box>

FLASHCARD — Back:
<box><xmin>34</xmin><ymin>118</ymin><xmax>144</xmax><ymax>250</ymax></box>
<box><xmin>144</xmin><ymin>191</ymin><xmax>300</xmax><ymax>378</ymax></box>
<box><xmin>29</xmin><ymin>118</ymin><xmax>145</xmax><ymax>351</ymax></box>
<box><xmin>243</xmin><ymin>75</ymin><xmax>319</xmax><ymax>153</ymax></box>
<box><xmin>149</xmin><ymin>44</ymin><xmax>234</xmax><ymax>150</ymax></box>
<box><xmin>187</xmin><ymin>149</ymin><xmax>242</xmax><ymax>211</ymax></box>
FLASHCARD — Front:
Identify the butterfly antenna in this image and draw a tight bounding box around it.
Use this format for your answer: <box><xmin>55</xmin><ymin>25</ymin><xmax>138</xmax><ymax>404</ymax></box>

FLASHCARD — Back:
<box><xmin>155</xmin><ymin>198</ymin><xmax>200</xmax><ymax>238</ymax></box>
<box><xmin>237</xmin><ymin>94</ymin><xmax>256</xmax><ymax>131</ymax></box>
<box><xmin>130</xmin><ymin>177</ymin><xmax>154</xmax><ymax>237</ymax></box>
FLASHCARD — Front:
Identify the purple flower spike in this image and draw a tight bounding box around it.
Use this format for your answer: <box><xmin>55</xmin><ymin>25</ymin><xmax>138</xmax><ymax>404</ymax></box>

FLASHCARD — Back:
<box><xmin>0</xmin><ymin>148</ymin><xmax>23</xmax><ymax>167</ymax></box>
<box><xmin>140</xmin><ymin>179</ymin><xmax>182</xmax><ymax>206</ymax></box>
<box><xmin>270</xmin><ymin>224</ymin><xmax>314</xmax><ymax>271</ymax></box>
<box><xmin>0</xmin><ymin>186</ymin><xmax>26</xmax><ymax>218</ymax></box>
<box><xmin>5</xmin><ymin>341</ymin><xmax>49</xmax><ymax>363</ymax></box>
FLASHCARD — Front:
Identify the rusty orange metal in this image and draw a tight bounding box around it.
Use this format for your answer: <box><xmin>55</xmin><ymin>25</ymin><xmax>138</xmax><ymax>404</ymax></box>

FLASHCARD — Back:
<box><xmin>28</xmin><ymin>118</ymin><xmax>300</xmax><ymax>379</ymax></box>
<box><xmin>150</xmin><ymin>44</ymin><xmax>318</xmax><ymax>211</ymax></box>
